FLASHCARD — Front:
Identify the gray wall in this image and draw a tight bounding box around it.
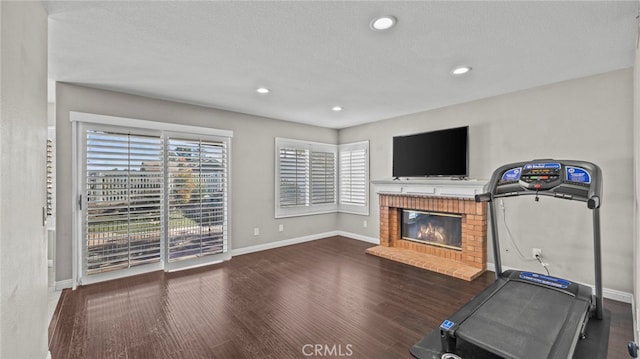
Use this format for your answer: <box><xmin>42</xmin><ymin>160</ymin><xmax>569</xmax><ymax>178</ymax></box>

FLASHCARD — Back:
<box><xmin>56</xmin><ymin>69</ymin><xmax>634</xmax><ymax>294</ymax></box>
<box><xmin>0</xmin><ymin>2</ymin><xmax>49</xmax><ymax>358</ymax></box>
<box><xmin>55</xmin><ymin>83</ymin><xmax>338</xmax><ymax>282</ymax></box>
<box><xmin>339</xmin><ymin>69</ymin><xmax>634</xmax><ymax>293</ymax></box>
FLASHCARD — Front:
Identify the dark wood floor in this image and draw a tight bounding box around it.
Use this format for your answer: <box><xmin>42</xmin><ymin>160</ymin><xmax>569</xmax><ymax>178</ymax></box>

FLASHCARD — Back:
<box><xmin>49</xmin><ymin>236</ymin><xmax>634</xmax><ymax>358</ymax></box>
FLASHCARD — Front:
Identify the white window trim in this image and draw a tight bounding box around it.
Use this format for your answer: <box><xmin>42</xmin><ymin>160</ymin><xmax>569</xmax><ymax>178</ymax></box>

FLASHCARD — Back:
<box><xmin>70</xmin><ymin>111</ymin><xmax>233</xmax><ymax>138</ymax></box>
<box><xmin>275</xmin><ymin>138</ymin><xmax>337</xmax><ymax>218</ymax></box>
<box><xmin>71</xmin><ymin>112</ymin><xmax>233</xmax><ymax>288</ymax></box>
<box><xmin>338</xmin><ymin>141</ymin><xmax>370</xmax><ymax>216</ymax></box>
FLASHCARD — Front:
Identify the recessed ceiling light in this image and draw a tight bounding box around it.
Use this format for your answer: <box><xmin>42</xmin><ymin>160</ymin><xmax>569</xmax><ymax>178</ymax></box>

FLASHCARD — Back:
<box><xmin>370</xmin><ymin>16</ymin><xmax>397</xmax><ymax>31</ymax></box>
<box><xmin>256</xmin><ymin>87</ymin><xmax>270</xmax><ymax>94</ymax></box>
<box><xmin>451</xmin><ymin>67</ymin><xmax>472</xmax><ymax>75</ymax></box>
<box><xmin>332</xmin><ymin>106</ymin><xmax>343</xmax><ymax>112</ymax></box>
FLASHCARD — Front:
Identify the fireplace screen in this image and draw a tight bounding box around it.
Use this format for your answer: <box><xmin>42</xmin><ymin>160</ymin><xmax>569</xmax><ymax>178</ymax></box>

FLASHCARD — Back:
<box><xmin>401</xmin><ymin>210</ymin><xmax>462</xmax><ymax>250</ymax></box>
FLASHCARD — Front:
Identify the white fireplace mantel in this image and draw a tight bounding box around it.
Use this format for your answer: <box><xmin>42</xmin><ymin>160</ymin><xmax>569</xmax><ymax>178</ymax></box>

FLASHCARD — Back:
<box><xmin>371</xmin><ymin>178</ymin><xmax>488</xmax><ymax>199</ymax></box>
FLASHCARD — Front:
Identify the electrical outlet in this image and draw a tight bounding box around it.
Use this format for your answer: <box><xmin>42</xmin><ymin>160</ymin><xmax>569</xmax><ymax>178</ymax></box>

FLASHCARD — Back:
<box><xmin>253</xmin><ymin>227</ymin><xmax>260</xmax><ymax>236</ymax></box>
<box><xmin>532</xmin><ymin>248</ymin><xmax>542</xmax><ymax>259</ymax></box>
<box><xmin>278</xmin><ymin>224</ymin><xmax>284</xmax><ymax>232</ymax></box>
<box><xmin>363</xmin><ymin>220</ymin><xmax>368</xmax><ymax>228</ymax></box>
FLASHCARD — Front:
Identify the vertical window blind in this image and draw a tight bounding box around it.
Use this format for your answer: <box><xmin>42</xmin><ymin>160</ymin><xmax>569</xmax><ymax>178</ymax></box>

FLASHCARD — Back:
<box><xmin>278</xmin><ymin>147</ymin><xmax>309</xmax><ymax>207</ymax></box>
<box><xmin>338</xmin><ymin>141</ymin><xmax>369</xmax><ymax>215</ymax></box>
<box><xmin>310</xmin><ymin>151</ymin><xmax>336</xmax><ymax>205</ymax></box>
<box><xmin>47</xmin><ymin>139</ymin><xmax>54</xmax><ymax>217</ymax></box>
<box><xmin>85</xmin><ymin>130</ymin><xmax>164</xmax><ymax>274</ymax></box>
<box><xmin>339</xmin><ymin>146</ymin><xmax>367</xmax><ymax>205</ymax></box>
<box><xmin>167</xmin><ymin>138</ymin><xmax>227</xmax><ymax>262</ymax></box>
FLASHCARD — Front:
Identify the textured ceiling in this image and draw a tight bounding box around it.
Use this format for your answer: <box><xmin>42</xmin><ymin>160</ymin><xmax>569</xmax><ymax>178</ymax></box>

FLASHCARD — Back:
<box><xmin>46</xmin><ymin>1</ymin><xmax>638</xmax><ymax>129</ymax></box>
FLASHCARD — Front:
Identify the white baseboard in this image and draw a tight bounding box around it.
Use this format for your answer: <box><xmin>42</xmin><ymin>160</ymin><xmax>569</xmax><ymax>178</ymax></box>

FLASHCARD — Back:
<box><xmin>604</xmin><ymin>287</ymin><xmax>634</xmax><ymax>304</ymax></box>
<box><xmin>54</xmin><ymin>279</ymin><xmax>73</xmax><ymax>291</ymax></box>
<box><xmin>231</xmin><ymin>231</ymin><xmax>341</xmax><ymax>256</ymax></box>
<box><xmin>335</xmin><ymin>231</ymin><xmax>379</xmax><ymax>244</ymax></box>
<box><xmin>486</xmin><ymin>262</ymin><xmax>633</xmax><ymax>304</ymax></box>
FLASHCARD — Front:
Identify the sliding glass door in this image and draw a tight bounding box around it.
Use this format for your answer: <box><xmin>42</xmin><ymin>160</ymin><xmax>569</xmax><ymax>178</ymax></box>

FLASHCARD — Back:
<box><xmin>80</xmin><ymin>123</ymin><xmax>229</xmax><ymax>283</ymax></box>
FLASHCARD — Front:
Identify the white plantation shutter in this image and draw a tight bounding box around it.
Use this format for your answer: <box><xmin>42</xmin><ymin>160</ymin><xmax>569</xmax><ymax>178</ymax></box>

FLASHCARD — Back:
<box><xmin>339</xmin><ymin>149</ymin><xmax>366</xmax><ymax>204</ymax></box>
<box><xmin>311</xmin><ymin>151</ymin><xmax>336</xmax><ymax>205</ymax></box>
<box><xmin>339</xmin><ymin>141</ymin><xmax>369</xmax><ymax>215</ymax></box>
<box><xmin>279</xmin><ymin>147</ymin><xmax>309</xmax><ymax>207</ymax></box>
<box><xmin>275</xmin><ymin>138</ymin><xmax>337</xmax><ymax>217</ymax></box>
<box><xmin>47</xmin><ymin>127</ymin><xmax>57</xmax><ymax>230</ymax></box>
<box><xmin>47</xmin><ymin>138</ymin><xmax>54</xmax><ymax>217</ymax></box>
<box><xmin>78</xmin><ymin>115</ymin><xmax>232</xmax><ymax>283</ymax></box>
<box><xmin>167</xmin><ymin>137</ymin><xmax>228</xmax><ymax>262</ymax></box>
<box><xmin>85</xmin><ymin>129</ymin><xmax>164</xmax><ymax>274</ymax></box>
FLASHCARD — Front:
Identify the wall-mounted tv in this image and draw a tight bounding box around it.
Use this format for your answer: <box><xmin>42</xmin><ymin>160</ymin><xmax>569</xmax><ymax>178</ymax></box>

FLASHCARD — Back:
<box><xmin>392</xmin><ymin>126</ymin><xmax>468</xmax><ymax>178</ymax></box>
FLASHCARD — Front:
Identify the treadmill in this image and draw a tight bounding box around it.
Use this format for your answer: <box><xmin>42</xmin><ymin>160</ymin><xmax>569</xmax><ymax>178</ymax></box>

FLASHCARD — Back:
<box><xmin>410</xmin><ymin>159</ymin><xmax>609</xmax><ymax>359</ymax></box>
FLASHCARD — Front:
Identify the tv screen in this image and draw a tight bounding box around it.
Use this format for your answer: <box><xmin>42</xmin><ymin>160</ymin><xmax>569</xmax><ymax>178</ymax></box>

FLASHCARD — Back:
<box><xmin>392</xmin><ymin>126</ymin><xmax>468</xmax><ymax>178</ymax></box>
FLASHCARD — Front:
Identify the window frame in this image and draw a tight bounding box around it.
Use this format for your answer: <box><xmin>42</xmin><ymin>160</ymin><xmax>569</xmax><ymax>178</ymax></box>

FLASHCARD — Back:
<box><xmin>72</xmin><ymin>112</ymin><xmax>233</xmax><ymax>286</ymax></box>
<box><xmin>275</xmin><ymin>138</ymin><xmax>337</xmax><ymax>218</ymax></box>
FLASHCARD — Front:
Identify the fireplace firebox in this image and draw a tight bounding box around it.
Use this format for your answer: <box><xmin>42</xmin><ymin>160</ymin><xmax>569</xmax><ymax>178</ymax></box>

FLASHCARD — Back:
<box><xmin>401</xmin><ymin>210</ymin><xmax>462</xmax><ymax>250</ymax></box>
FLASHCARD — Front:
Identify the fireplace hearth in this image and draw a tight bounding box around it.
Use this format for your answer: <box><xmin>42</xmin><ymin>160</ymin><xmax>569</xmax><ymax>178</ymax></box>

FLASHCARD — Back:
<box><xmin>366</xmin><ymin>184</ymin><xmax>487</xmax><ymax>281</ymax></box>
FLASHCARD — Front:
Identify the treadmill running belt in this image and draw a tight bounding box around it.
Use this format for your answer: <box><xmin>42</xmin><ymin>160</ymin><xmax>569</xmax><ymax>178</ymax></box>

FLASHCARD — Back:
<box><xmin>455</xmin><ymin>281</ymin><xmax>590</xmax><ymax>359</ymax></box>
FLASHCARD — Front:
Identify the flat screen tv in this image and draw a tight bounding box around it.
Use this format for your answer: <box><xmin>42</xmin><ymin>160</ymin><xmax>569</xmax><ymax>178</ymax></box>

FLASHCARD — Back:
<box><xmin>392</xmin><ymin>126</ymin><xmax>468</xmax><ymax>178</ymax></box>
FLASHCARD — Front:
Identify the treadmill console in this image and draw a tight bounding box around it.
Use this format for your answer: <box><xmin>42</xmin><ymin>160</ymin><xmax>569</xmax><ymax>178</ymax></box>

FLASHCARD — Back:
<box><xmin>487</xmin><ymin>159</ymin><xmax>601</xmax><ymax>207</ymax></box>
<box><xmin>519</xmin><ymin>163</ymin><xmax>562</xmax><ymax>191</ymax></box>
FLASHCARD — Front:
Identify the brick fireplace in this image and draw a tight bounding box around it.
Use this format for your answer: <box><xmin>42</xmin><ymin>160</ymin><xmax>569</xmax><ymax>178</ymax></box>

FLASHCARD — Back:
<box><xmin>367</xmin><ymin>184</ymin><xmax>488</xmax><ymax>281</ymax></box>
